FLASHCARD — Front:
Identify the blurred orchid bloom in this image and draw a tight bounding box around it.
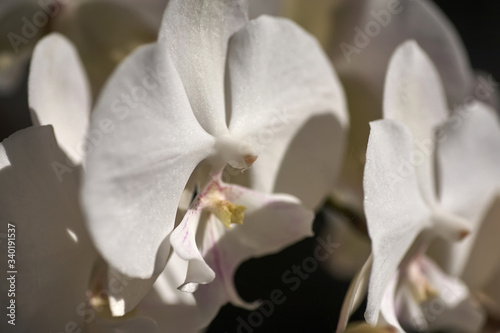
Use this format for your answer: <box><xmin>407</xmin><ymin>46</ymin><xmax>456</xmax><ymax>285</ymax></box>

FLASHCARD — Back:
<box><xmin>358</xmin><ymin>41</ymin><xmax>499</xmax><ymax>331</ymax></box>
<box><xmin>0</xmin><ymin>0</ymin><xmax>169</xmax><ymax>96</ymax></box>
<box><xmin>329</xmin><ymin>0</ymin><xmax>480</xmax><ymax>212</ymax></box>
<box><xmin>82</xmin><ymin>0</ymin><xmax>348</xmax><ymax>321</ymax></box>
<box><xmin>0</xmin><ymin>33</ymin><xmax>160</xmax><ymax>332</ymax></box>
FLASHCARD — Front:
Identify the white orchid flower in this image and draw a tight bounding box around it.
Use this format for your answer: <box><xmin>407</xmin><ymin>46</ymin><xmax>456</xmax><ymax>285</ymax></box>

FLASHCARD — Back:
<box><xmin>0</xmin><ymin>0</ymin><xmax>169</xmax><ymax>96</ymax></box>
<box><xmin>0</xmin><ymin>33</ymin><xmax>160</xmax><ymax>332</ymax></box>
<box><xmin>330</xmin><ymin>0</ymin><xmax>478</xmax><ymax>211</ymax></box>
<box><xmin>362</xmin><ymin>40</ymin><xmax>499</xmax><ymax>331</ymax></box>
<box><xmin>82</xmin><ymin>0</ymin><xmax>347</xmax><ymax>320</ymax></box>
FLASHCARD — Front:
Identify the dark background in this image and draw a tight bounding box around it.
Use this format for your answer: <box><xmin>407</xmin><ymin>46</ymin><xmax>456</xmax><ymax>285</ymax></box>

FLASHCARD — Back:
<box><xmin>0</xmin><ymin>1</ymin><xmax>499</xmax><ymax>332</ymax></box>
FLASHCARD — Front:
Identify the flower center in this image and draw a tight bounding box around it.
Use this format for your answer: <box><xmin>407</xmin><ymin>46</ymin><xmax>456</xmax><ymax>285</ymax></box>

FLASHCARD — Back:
<box><xmin>200</xmin><ymin>180</ymin><xmax>246</xmax><ymax>228</ymax></box>
<box><xmin>406</xmin><ymin>259</ymin><xmax>438</xmax><ymax>303</ymax></box>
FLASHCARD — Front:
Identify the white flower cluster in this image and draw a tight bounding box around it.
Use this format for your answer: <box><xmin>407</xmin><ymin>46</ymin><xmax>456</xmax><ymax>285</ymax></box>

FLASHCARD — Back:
<box><xmin>0</xmin><ymin>0</ymin><xmax>498</xmax><ymax>332</ymax></box>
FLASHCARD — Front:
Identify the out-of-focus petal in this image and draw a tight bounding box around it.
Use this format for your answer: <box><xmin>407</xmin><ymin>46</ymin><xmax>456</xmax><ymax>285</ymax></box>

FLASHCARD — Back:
<box><xmin>194</xmin><ymin>185</ymin><xmax>314</xmax><ymax>326</ymax></box>
<box><xmin>436</xmin><ymin>102</ymin><xmax>500</xmax><ymax>276</ymax></box>
<box><xmin>82</xmin><ymin>44</ymin><xmax>214</xmax><ymax>279</ymax></box>
<box><xmin>364</xmin><ymin>120</ymin><xmax>431</xmax><ymax>324</ymax></box>
<box><xmin>383</xmin><ymin>40</ymin><xmax>447</xmax><ymax>205</ymax></box>
<box><xmin>228</xmin><ymin>16</ymin><xmax>348</xmax><ymax>209</ymax></box>
<box><xmin>158</xmin><ymin>0</ymin><xmax>248</xmax><ymax>136</ymax></box>
<box><xmin>397</xmin><ymin>257</ymin><xmax>485</xmax><ymax>332</ymax></box>
<box><xmin>331</xmin><ymin>0</ymin><xmax>473</xmax><ymax>206</ymax></box>
<box><xmin>29</xmin><ymin>33</ymin><xmax>90</xmax><ymax>164</ymax></box>
<box><xmin>53</xmin><ymin>0</ymin><xmax>158</xmax><ymax>96</ymax></box>
<box><xmin>0</xmin><ymin>126</ymin><xmax>96</xmax><ymax>332</ymax></box>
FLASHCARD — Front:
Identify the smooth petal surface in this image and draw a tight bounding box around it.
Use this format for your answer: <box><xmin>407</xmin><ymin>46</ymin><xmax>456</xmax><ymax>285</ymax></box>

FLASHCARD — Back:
<box><xmin>364</xmin><ymin>120</ymin><xmax>431</xmax><ymax>324</ymax></box>
<box><xmin>158</xmin><ymin>0</ymin><xmax>248</xmax><ymax>135</ymax></box>
<box><xmin>379</xmin><ymin>273</ymin><xmax>404</xmax><ymax>332</ymax></box>
<box><xmin>330</xmin><ymin>0</ymin><xmax>473</xmax><ymax>207</ymax></box>
<box><xmin>194</xmin><ymin>185</ymin><xmax>314</xmax><ymax>326</ymax></box>
<box><xmin>383</xmin><ymin>40</ymin><xmax>448</xmax><ymax>205</ymax></box>
<box><xmin>0</xmin><ymin>126</ymin><xmax>96</xmax><ymax>332</ymax></box>
<box><xmin>228</xmin><ymin>16</ymin><xmax>348</xmax><ymax>209</ymax></box>
<box><xmin>82</xmin><ymin>44</ymin><xmax>214</xmax><ymax>279</ymax></box>
<box><xmin>29</xmin><ymin>33</ymin><xmax>91</xmax><ymax>164</ymax></box>
<box><xmin>437</xmin><ymin>102</ymin><xmax>500</xmax><ymax>276</ymax></box>
<box><xmin>171</xmin><ymin>207</ymin><xmax>216</xmax><ymax>291</ymax></box>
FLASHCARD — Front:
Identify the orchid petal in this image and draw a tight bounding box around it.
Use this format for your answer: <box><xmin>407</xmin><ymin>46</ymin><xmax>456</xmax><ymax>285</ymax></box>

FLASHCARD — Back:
<box><xmin>332</xmin><ymin>0</ymin><xmax>472</xmax><ymax>108</ymax></box>
<box><xmin>82</xmin><ymin>44</ymin><xmax>214</xmax><ymax>279</ymax></box>
<box><xmin>194</xmin><ymin>184</ymin><xmax>314</xmax><ymax>326</ymax></box>
<box><xmin>53</xmin><ymin>1</ymin><xmax>158</xmax><ymax>96</ymax></box>
<box><xmin>384</xmin><ymin>40</ymin><xmax>448</xmax><ymax>205</ymax></box>
<box><xmin>171</xmin><ymin>207</ymin><xmax>216</xmax><ymax>291</ymax></box>
<box><xmin>379</xmin><ymin>273</ymin><xmax>404</xmax><ymax>332</ymax></box>
<box><xmin>29</xmin><ymin>33</ymin><xmax>91</xmax><ymax>164</ymax></box>
<box><xmin>397</xmin><ymin>257</ymin><xmax>485</xmax><ymax>333</ymax></box>
<box><xmin>436</xmin><ymin>101</ymin><xmax>500</xmax><ymax>276</ymax></box>
<box><xmin>331</xmin><ymin>0</ymin><xmax>473</xmax><ymax>207</ymax></box>
<box><xmin>158</xmin><ymin>0</ymin><xmax>249</xmax><ymax>136</ymax></box>
<box><xmin>337</xmin><ymin>255</ymin><xmax>373</xmax><ymax>333</ymax></box>
<box><xmin>421</xmin><ymin>258</ymin><xmax>485</xmax><ymax>333</ymax></box>
<box><xmin>364</xmin><ymin>120</ymin><xmax>431</xmax><ymax>325</ymax></box>
<box><xmin>0</xmin><ymin>126</ymin><xmax>96</xmax><ymax>332</ymax></box>
<box><xmin>228</xmin><ymin>16</ymin><xmax>348</xmax><ymax>209</ymax></box>
<box><xmin>438</xmin><ymin>101</ymin><xmax>500</xmax><ymax>221</ymax></box>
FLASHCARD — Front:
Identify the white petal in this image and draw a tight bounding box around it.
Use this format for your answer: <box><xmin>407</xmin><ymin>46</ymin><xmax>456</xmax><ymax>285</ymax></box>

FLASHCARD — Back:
<box><xmin>398</xmin><ymin>257</ymin><xmax>486</xmax><ymax>333</ymax></box>
<box><xmin>0</xmin><ymin>126</ymin><xmax>96</xmax><ymax>332</ymax></box>
<box><xmin>158</xmin><ymin>0</ymin><xmax>249</xmax><ymax>136</ymax></box>
<box><xmin>194</xmin><ymin>185</ymin><xmax>314</xmax><ymax>326</ymax></box>
<box><xmin>379</xmin><ymin>273</ymin><xmax>405</xmax><ymax>332</ymax></box>
<box><xmin>331</xmin><ymin>0</ymin><xmax>473</xmax><ymax>207</ymax></box>
<box><xmin>228</xmin><ymin>16</ymin><xmax>348</xmax><ymax>209</ymax></box>
<box><xmin>170</xmin><ymin>207</ymin><xmax>216</xmax><ymax>291</ymax></box>
<box><xmin>337</xmin><ymin>255</ymin><xmax>373</xmax><ymax>333</ymax></box>
<box><xmin>29</xmin><ymin>33</ymin><xmax>91</xmax><ymax>164</ymax></box>
<box><xmin>332</xmin><ymin>0</ymin><xmax>472</xmax><ymax>107</ymax></box>
<box><xmin>53</xmin><ymin>0</ymin><xmax>158</xmax><ymax>96</ymax></box>
<box><xmin>364</xmin><ymin>120</ymin><xmax>431</xmax><ymax>324</ymax></box>
<box><xmin>437</xmin><ymin>101</ymin><xmax>500</xmax><ymax>276</ymax></box>
<box><xmin>82</xmin><ymin>44</ymin><xmax>214</xmax><ymax>279</ymax></box>
<box><xmin>384</xmin><ymin>40</ymin><xmax>448</xmax><ymax>205</ymax></box>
